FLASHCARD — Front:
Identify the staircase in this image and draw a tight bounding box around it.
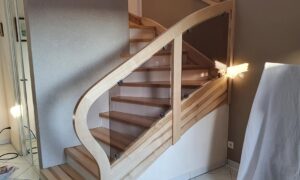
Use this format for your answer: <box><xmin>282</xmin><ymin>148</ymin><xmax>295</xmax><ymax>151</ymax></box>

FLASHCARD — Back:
<box><xmin>40</xmin><ymin>0</ymin><xmax>234</xmax><ymax>179</ymax></box>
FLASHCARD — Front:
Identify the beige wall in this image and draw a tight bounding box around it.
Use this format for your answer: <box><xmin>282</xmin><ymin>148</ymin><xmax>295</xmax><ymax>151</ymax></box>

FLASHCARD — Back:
<box><xmin>229</xmin><ymin>0</ymin><xmax>300</xmax><ymax>162</ymax></box>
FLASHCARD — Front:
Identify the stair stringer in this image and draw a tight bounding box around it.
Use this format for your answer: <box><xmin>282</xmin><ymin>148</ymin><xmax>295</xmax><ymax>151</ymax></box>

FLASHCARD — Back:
<box><xmin>110</xmin><ymin>76</ymin><xmax>227</xmax><ymax>179</ymax></box>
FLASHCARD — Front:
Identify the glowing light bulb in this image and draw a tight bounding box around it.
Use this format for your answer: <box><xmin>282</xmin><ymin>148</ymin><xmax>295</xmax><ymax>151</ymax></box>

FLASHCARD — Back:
<box><xmin>10</xmin><ymin>104</ymin><xmax>22</xmax><ymax>118</ymax></box>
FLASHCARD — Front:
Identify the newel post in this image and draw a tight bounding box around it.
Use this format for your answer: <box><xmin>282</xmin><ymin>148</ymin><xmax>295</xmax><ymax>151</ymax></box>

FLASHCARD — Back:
<box><xmin>171</xmin><ymin>35</ymin><xmax>182</xmax><ymax>144</ymax></box>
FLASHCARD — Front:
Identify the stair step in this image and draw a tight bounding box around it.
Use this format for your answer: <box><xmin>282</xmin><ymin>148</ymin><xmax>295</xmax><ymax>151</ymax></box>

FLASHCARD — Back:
<box><xmin>135</xmin><ymin>65</ymin><xmax>207</xmax><ymax>71</ymax></box>
<box><xmin>111</xmin><ymin>96</ymin><xmax>171</xmax><ymax>107</ymax></box>
<box><xmin>119</xmin><ymin>80</ymin><xmax>208</xmax><ymax>88</ymax></box>
<box><xmin>59</xmin><ymin>164</ymin><xmax>84</xmax><ymax>180</ymax></box>
<box><xmin>65</xmin><ymin>147</ymin><xmax>100</xmax><ymax>178</ymax></box>
<box><xmin>90</xmin><ymin>127</ymin><xmax>135</xmax><ymax>151</ymax></box>
<box><xmin>41</xmin><ymin>164</ymin><xmax>84</xmax><ymax>180</ymax></box>
<box><xmin>100</xmin><ymin>111</ymin><xmax>157</xmax><ymax>128</ymax></box>
<box><xmin>121</xmin><ymin>50</ymin><xmax>187</xmax><ymax>59</ymax></box>
<box><xmin>129</xmin><ymin>23</ymin><xmax>156</xmax><ymax>30</ymax></box>
<box><xmin>130</xmin><ymin>38</ymin><xmax>153</xmax><ymax>43</ymax></box>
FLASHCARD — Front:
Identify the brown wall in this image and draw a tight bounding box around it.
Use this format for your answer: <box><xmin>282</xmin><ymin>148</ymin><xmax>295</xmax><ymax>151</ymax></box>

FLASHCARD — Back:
<box><xmin>142</xmin><ymin>0</ymin><xmax>228</xmax><ymax>63</ymax></box>
<box><xmin>143</xmin><ymin>0</ymin><xmax>300</xmax><ymax>163</ymax></box>
<box><xmin>229</xmin><ymin>0</ymin><xmax>300</xmax><ymax>162</ymax></box>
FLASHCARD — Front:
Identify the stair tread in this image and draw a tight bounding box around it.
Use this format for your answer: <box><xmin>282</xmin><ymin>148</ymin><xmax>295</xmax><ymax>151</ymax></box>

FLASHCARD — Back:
<box><xmin>111</xmin><ymin>96</ymin><xmax>171</xmax><ymax>107</ymax></box>
<box><xmin>90</xmin><ymin>127</ymin><xmax>135</xmax><ymax>151</ymax></box>
<box><xmin>41</xmin><ymin>164</ymin><xmax>84</xmax><ymax>180</ymax></box>
<box><xmin>41</xmin><ymin>169</ymin><xmax>59</xmax><ymax>180</ymax></box>
<box><xmin>65</xmin><ymin>147</ymin><xmax>99</xmax><ymax>178</ymax></box>
<box><xmin>59</xmin><ymin>164</ymin><xmax>84</xmax><ymax>180</ymax></box>
<box><xmin>129</xmin><ymin>22</ymin><xmax>156</xmax><ymax>30</ymax></box>
<box><xmin>135</xmin><ymin>65</ymin><xmax>208</xmax><ymax>71</ymax></box>
<box><xmin>120</xmin><ymin>80</ymin><xmax>208</xmax><ymax>88</ymax></box>
<box><xmin>100</xmin><ymin>111</ymin><xmax>157</xmax><ymax>128</ymax></box>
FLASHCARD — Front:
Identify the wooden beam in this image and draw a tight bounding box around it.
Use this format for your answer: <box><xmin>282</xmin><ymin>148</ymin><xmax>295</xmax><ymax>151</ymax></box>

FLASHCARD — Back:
<box><xmin>171</xmin><ymin>35</ymin><xmax>183</xmax><ymax>144</ymax></box>
<box><xmin>202</xmin><ymin>0</ymin><xmax>218</xmax><ymax>5</ymax></box>
<box><xmin>227</xmin><ymin>0</ymin><xmax>236</xmax><ymax>104</ymax></box>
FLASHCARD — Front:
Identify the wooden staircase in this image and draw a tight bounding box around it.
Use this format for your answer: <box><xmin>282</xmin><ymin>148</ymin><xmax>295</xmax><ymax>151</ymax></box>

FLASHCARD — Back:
<box><xmin>41</xmin><ymin>0</ymin><xmax>234</xmax><ymax>179</ymax></box>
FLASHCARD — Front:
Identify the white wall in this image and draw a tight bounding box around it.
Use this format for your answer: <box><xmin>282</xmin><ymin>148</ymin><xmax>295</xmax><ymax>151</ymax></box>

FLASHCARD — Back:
<box><xmin>24</xmin><ymin>0</ymin><xmax>129</xmax><ymax>168</ymax></box>
<box><xmin>139</xmin><ymin>105</ymin><xmax>229</xmax><ymax>180</ymax></box>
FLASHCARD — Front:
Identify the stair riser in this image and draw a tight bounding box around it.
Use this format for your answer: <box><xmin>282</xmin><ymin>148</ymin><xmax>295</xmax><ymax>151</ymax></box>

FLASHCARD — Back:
<box><xmin>119</xmin><ymin>86</ymin><xmax>194</xmax><ymax>99</ymax></box>
<box><xmin>140</xmin><ymin>54</ymin><xmax>189</xmax><ymax>67</ymax></box>
<box><xmin>66</xmin><ymin>156</ymin><xmax>97</xmax><ymax>180</ymax></box>
<box><xmin>124</xmin><ymin>70</ymin><xmax>209</xmax><ymax>82</ymax></box>
<box><xmin>111</xmin><ymin>101</ymin><xmax>168</xmax><ymax>117</ymax></box>
<box><xmin>130</xmin><ymin>42</ymin><xmax>172</xmax><ymax>54</ymax></box>
<box><xmin>101</xmin><ymin>118</ymin><xmax>145</xmax><ymax>139</ymax></box>
<box><xmin>130</xmin><ymin>29</ymin><xmax>156</xmax><ymax>39</ymax></box>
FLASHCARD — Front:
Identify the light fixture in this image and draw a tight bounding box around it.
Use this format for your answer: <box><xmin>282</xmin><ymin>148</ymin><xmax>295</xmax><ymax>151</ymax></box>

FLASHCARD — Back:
<box><xmin>10</xmin><ymin>104</ymin><xmax>22</xmax><ymax>118</ymax></box>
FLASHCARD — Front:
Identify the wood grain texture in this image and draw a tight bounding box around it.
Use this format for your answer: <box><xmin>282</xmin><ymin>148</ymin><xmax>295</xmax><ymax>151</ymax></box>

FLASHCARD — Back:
<box><xmin>41</xmin><ymin>169</ymin><xmax>58</xmax><ymax>180</ymax></box>
<box><xmin>111</xmin><ymin>77</ymin><xmax>227</xmax><ymax>178</ymax></box>
<box><xmin>171</xmin><ymin>35</ymin><xmax>183</xmax><ymax>144</ymax></box>
<box><xmin>90</xmin><ymin>127</ymin><xmax>135</xmax><ymax>151</ymax></box>
<box><xmin>73</xmin><ymin>1</ymin><xmax>233</xmax><ymax>179</ymax></box>
<box><xmin>50</xmin><ymin>166</ymin><xmax>72</xmax><ymax>180</ymax></box>
<box><xmin>60</xmin><ymin>164</ymin><xmax>84</xmax><ymax>180</ymax></box>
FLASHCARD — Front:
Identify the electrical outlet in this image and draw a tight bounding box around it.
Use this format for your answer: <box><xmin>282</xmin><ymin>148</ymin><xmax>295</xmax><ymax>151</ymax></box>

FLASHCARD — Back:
<box><xmin>228</xmin><ymin>141</ymin><xmax>234</xmax><ymax>149</ymax></box>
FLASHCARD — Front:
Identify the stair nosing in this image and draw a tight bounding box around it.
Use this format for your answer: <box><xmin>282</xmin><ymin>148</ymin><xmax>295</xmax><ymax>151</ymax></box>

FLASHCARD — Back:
<box><xmin>65</xmin><ymin>147</ymin><xmax>99</xmax><ymax>178</ymax></box>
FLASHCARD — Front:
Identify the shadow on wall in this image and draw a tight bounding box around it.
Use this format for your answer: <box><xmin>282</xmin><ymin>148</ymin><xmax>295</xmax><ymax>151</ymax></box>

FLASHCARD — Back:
<box><xmin>37</xmin><ymin>43</ymin><xmax>128</xmax><ymax>166</ymax></box>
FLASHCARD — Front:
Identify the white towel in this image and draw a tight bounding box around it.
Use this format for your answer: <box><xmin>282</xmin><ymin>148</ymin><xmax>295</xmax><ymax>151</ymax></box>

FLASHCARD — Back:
<box><xmin>238</xmin><ymin>63</ymin><xmax>300</xmax><ymax>180</ymax></box>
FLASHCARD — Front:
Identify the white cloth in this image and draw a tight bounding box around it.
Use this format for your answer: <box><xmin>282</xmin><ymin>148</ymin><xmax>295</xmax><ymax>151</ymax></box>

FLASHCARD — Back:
<box><xmin>238</xmin><ymin>63</ymin><xmax>300</xmax><ymax>180</ymax></box>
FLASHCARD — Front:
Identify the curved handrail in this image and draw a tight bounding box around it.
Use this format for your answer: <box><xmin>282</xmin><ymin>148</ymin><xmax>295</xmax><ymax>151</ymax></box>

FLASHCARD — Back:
<box><xmin>73</xmin><ymin>1</ymin><xmax>233</xmax><ymax>179</ymax></box>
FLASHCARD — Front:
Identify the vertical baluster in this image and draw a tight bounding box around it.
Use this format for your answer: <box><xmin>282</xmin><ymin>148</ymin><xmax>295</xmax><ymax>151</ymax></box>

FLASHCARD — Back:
<box><xmin>227</xmin><ymin>0</ymin><xmax>235</xmax><ymax>103</ymax></box>
<box><xmin>171</xmin><ymin>35</ymin><xmax>182</xmax><ymax>144</ymax></box>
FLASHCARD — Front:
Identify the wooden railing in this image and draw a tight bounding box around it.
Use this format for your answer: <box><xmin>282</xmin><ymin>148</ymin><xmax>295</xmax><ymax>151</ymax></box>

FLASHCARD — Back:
<box><xmin>73</xmin><ymin>0</ymin><xmax>234</xmax><ymax>179</ymax></box>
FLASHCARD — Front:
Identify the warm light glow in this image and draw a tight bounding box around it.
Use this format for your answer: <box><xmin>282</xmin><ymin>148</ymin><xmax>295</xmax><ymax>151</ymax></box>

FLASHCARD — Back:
<box><xmin>226</xmin><ymin>63</ymin><xmax>249</xmax><ymax>79</ymax></box>
<box><xmin>10</xmin><ymin>104</ymin><xmax>22</xmax><ymax>118</ymax></box>
<box><xmin>215</xmin><ymin>60</ymin><xmax>227</xmax><ymax>75</ymax></box>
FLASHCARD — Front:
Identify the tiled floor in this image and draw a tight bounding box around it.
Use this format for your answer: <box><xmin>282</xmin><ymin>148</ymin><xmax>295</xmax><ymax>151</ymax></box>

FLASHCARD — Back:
<box><xmin>191</xmin><ymin>166</ymin><xmax>238</xmax><ymax>180</ymax></box>
<box><xmin>0</xmin><ymin>144</ymin><xmax>40</xmax><ymax>180</ymax></box>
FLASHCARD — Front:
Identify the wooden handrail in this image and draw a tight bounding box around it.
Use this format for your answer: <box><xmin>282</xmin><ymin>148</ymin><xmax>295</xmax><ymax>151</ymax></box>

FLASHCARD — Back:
<box><xmin>73</xmin><ymin>1</ymin><xmax>233</xmax><ymax>179</ymax></box>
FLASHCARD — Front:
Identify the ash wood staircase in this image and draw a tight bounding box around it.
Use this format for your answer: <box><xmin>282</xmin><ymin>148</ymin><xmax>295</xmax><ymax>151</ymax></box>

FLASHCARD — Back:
<box><xmin>41</xmin><ymin>0</ymin><xmax>234</xmax><ymax>179</ymax></box>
